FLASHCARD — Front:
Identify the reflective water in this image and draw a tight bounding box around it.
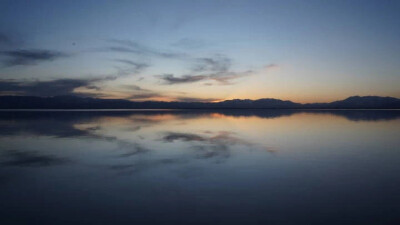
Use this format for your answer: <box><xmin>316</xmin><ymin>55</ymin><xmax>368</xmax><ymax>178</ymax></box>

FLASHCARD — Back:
<box><xmin>0</xmin><ymin>110</ymin><xmax>399</xmax><ymax>225</ymax></box>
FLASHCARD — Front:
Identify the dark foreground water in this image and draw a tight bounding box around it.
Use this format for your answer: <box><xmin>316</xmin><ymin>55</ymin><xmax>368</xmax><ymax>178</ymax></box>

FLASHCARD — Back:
<box><xmin>0</xmin><ymin>110</ymin><xmax>399</xmax><ymax>225</ymax></box>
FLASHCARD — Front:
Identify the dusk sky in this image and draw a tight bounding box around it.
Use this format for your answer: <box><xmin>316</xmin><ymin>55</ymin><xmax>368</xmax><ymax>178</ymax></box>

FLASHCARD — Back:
<box><xmin>0</xmin><ymin>0</ymin><xmax>399</xmax><ymax>103</ymax></box>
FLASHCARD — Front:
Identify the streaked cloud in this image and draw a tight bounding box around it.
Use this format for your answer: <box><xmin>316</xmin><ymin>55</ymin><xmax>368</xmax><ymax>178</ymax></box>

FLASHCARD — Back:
<box><xmin>192</xmin><ymin>55</ymin><xmax>231</xmax><ymax>73</ymax></box>
<box><xmin>209</xmin><ymin>70</ymin><xmax>254</xmax><ymax>85</ymax></box>
<box><xmin>265</xmin><ymin>63</ymin><xmax>279</xmax><ymax>70</ymax></box>
<box><xmin>174</xmin><ymin>97</ymin><xmax>222</xmax><ymax>102</ymax></box>
<box><xmin>159</xmin><ymin>74</ymin><xmax>208</xmax><ymax>84</ymax></box>
<box><xmin>0</xmin><ymin>49</ymin><xmax>68</xmax><ymax>66</ymax></box>
<box><xmin>155</xmin><ymin>53</ymin><xmax>258</xmax><ymax>85</ymax></box>
<box><xmin>105</xmin><ymin>39</ymin><xmax>186</xmax><ymax>59</ymax></box>
<box><xmin>115</xmin><ymin>59</ymin><xmax>149</xmax><ymax>71</ymax></box>
<box><xmin>123</xmin><ymin>84</ymin><xmax>150</xmax><ymax>92</ymax></box>
<box><xmin>158</xmin><ymin>70</ymin><xmax>254</xmax><ymax>85</ymax></box>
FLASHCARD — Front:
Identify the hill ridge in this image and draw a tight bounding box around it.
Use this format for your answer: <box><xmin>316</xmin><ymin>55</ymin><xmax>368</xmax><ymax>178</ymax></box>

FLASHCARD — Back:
<box><xmin>0</xmin><ymin>95</ymin><xmax>399</xmax><ymax>109</ymax></box>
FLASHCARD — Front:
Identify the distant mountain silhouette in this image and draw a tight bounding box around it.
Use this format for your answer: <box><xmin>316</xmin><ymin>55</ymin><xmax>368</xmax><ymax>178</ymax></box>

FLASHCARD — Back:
<box><xmin>0</xmin><ymin>95</ymin><xmax>399</xmax><ymax>109</ymax></box>
<box><xmin>304</xmin><ymin>96</ymin><xmax>400</xmax><ymax>109</ymax></box>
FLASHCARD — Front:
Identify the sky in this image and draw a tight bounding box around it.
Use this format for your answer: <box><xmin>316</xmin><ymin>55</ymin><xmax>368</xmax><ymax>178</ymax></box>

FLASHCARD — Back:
<box><xmin>0</xmin><ymin>0</ymin><xmax>399</xmax><ymax>103</ymax></box>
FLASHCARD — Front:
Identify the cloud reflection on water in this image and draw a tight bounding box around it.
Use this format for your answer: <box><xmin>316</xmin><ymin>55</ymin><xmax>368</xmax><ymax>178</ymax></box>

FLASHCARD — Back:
<box><xmin>0</xmin><ymin>109</ymin><xmax>399</xmax><ymax>224</ymax></box>
<box><xmin>0</xmin><ymin>109</ymin><xmax>399</xmax><ymax>173</ymax></box>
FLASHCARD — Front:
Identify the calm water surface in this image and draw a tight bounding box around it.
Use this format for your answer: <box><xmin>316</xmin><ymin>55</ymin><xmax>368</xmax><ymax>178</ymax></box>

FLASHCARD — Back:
<box><xmin>0</xmin><ymin>110</ymin><xmax>399</xmax><ymax>225</ymax></box>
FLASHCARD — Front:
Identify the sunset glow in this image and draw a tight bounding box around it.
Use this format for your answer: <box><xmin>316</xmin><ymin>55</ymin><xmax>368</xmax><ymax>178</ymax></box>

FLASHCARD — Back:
<box><xmin>1</xmin><ymin>1</ymin><xmax>399</xmax><ymax>103</ymax></box>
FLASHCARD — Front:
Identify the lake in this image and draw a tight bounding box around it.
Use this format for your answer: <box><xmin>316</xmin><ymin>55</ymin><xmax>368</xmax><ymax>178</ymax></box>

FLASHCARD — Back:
<box><xmin>0</xmin><ymin>110</ymin><xmax>399</xmax><ymax>225</ymax></box>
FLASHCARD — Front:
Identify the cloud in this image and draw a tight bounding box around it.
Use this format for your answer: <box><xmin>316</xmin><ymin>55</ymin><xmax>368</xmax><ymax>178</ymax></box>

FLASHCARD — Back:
<box><xmin>120</xmin><ymin>84</ymin><xmax>165</xmax><ymax>101</ymax></box>
<box><xmin>0</xmin><ymin>79</ymin><xmax>93</xmax><ymax>96</ymax></box>
<box><xmin>106</xmin><ymin>39</ymin><xmax>186</xmax><ymax>59</ymax></box>
<box><xmin>190</xmin><ymin>55</ymin><xmax>253</xmax><ymax>85</ymax></box>
<box><xmin>107</xmin><ymin>157</ymin><xmax>187</xmax><ymax>175</ymax></box>
<box><xmin>159</xmin><ymin>74</ymin><xmax>208</xmax><ymax>84</ymax></box>
<box><xmin>124</xmin><ymin>84</ymin><xmax>221</xmax><ymax>101</ymax></box>
<box><xmin>162</xmin><ymin>133</ymin><xmax>206</xmax><ymax>142</ymax></box>
<box><xmin>192</xmin><ymin>55</ymin><xmax>231</xmax><ymax>73</ymax></box>
<box><xmin>209</xmin><ymin>70</ymin><xmax>254</xmax><ymax>85</ymax></box>
<box><xmin>123</xmin><ymin>84</ymin><xmax>150</xmax><ymax>92</ymax></box>
<box><xmin>161</xmin><ymin>131</ymin><xmax>250</xmax><ymax>146</ymax></box>
<box><xmin>0</xmin><ymin>57</ymin><xmax>150</xmax><ymax>96</ymax></box>
<box><xmin>115</xmin><ymin>59</ymin><xmax>149</xmax><ymax>72</ymax></box>
<box><xmin>118</xmin><ymin>143</ymin><xmax>150</xmax><ymax>158</ymax></box>
<box><xmin>129</xmin><ymin>93</ymin><xmax>164</xmax><ymax>100</ymax></box>
<box><xmin>105</xmin><ymin>39</ymin><xmax>271</xmax><ymax>86</ymax></box>
<box><xmin>1</xmin><ymin>150</ymin><xmax>69</xmax><ymax>167</ymax></box>
<box><xmin>174</xmin><ymin>97</ymin><xmax>222</xmax><ymax>102</ymax></box>
<box><xmin>0</xmin><ymin>112</ymin><xmax>93</xmax><ymax>137</ymax></box>
<box><xmin>0</xmin><ymin>49</ymin><xmax>68</xmax><ymax>66</ymax></box>
<box><xmin>106</xmin><ymin>46</ymin><xmax>140</xmax><ymax>54</ymax></box>
<box><xmin>158</xmin><ymin>70</ymin><xmax>253</xmax><ymax>85</ymax></box>
<box><xmin>161</xmin><ymin>131</ymin><xmax>257</xmax><ymax>162</ymax></box>
<box><xmin>156</xmin><ymin>54</ymin><xmax>257</xmax><ymax>85</ymax></box>
<box><xmin>265</xmin><ymin>63</ymin><xmax>279</xmax><ymax>70</ymax></box>
<box><xmin>114</xmin><ymin>59</ymin><xmax>149</xmax><ymax>76</ymax></box>
<box><xmin>0</xmin><ymin>32</ymin><xmax>68</xmax><ymax>67</ymax></box>
<box><xmin>76</xmin><ymin>60</ymin><xmax>149</xmax><ymax>88</ymax></box>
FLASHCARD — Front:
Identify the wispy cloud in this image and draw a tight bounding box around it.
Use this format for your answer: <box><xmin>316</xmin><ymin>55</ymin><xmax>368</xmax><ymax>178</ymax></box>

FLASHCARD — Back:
<box><xmin>101</xmin><ymin>39</ymin><xmax>273</xmax><ymax>87</ymax></box>
<box><xmin>192</xmin><ymin>55</ymin><xmax>231</xmax><ymax>73</ymax></box>
<box><xmin>161</xmin><ymin>131</ymin><xmax>257</xmax><ymax>161</ymax></box>
<box><xmin>158</xmin><ymin>70</ymin><xmax>253</xmax><ymax>85</ymax></box>
<box><xmin>155</xmin><ymin>54</ymin><xmax>258</xmax><ymax>85</ymax></box>
<box><xmin>105</xmin><ymin>39</ymin><xmax>186</xmax><ymax>59</ymax></box>
<box><xmin>0</xmin><ymin>49</ymin><xmax>68</xmax><ymax>66</ymax></box>
<box><xmin>119</xmin><ymin>84</ymin><xmax>165</xmax><ymax>101</ymax></box>
<box><xmin>208</xmin><ymin>70</ymin><xmax>254</xmax><ymax>85</ymax></box>
<box><xmin>159</xmin><ymin>74</ymin><xmax>208</xmax><ymax>84</ymax></box>
<box><xmin>162</xmin><ymin>133</ymin><xmax>206</xmax><ymax>142</ymax></box>
<box><xmin>174</xmin><ymin>97</ymin><xmax>222</xmax><ymax>102</ymax></box>
<box><xmin>115</xmin><ymin>59</ymin><xmax>148</xmax><ymax>71</ymax></box>
<box><xmin>123</xmin><ymin>84</ymin><xmax>150</xmax><ymax>92</ymax></box>
<box><xmin>122</xmin><ymin>83</ymin><xmax>221</xmax><ymax>101</ymax></box>
<box><xmin>118</xmin><ymin>143</ymin><xmax>150</xmax><ymax>158</ymax></box>
<box><xmin>110</xmin><ymin>59</ymin><xmax>150</xmax><ymax>79</ymax></box>
<box><xmin>265</xmin><ymin>63</ymin><xmax>279</xmax><ymax>70</ymax></box>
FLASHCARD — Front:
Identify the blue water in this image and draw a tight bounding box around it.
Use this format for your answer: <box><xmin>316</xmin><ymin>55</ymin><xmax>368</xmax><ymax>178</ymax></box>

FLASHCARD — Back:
<box><xmin>0</xmin><ymin>110</ymin><xmax>399</xmax><ymax>225</ymax></box>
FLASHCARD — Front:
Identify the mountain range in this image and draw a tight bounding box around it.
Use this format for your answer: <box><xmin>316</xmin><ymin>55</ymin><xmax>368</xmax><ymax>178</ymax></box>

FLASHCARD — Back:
<box><xmin>0</xmin><ymin>95</ymin><xmax>399</xmax><ymax>109</ymax></box>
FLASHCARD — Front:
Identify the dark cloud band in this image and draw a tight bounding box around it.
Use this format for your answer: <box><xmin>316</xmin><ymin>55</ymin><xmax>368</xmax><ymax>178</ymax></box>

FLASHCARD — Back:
<box><xmin>0</xmin><ymin>79</ymin><xmax>91</xmax><ymax>96</ymax></box>
<box><xmin>0</xmin><ymin>49</ymin><xmax>68</xmax><ymax>66</ymax></box>
<box><xmin>159</xmin><ymin>74</ymin><xmax>208</xmax><ymax>84</ymax></box>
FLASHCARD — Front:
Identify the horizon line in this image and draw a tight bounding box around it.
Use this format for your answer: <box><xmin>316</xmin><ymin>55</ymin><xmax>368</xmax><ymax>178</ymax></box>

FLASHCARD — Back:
<box><xmin>1</xmin><ymin>94</ymin><xmax>399</xmax><ymax>104</ymax></box>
